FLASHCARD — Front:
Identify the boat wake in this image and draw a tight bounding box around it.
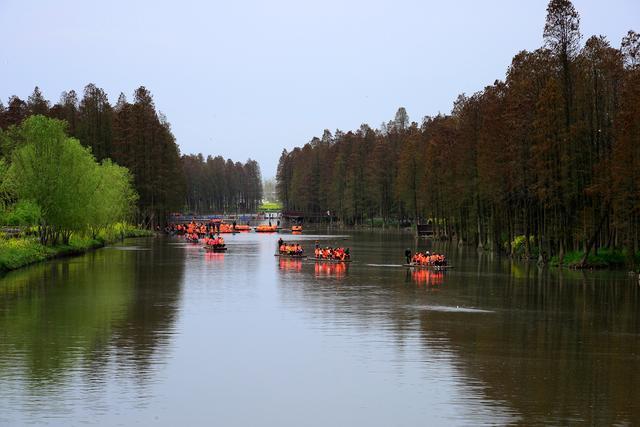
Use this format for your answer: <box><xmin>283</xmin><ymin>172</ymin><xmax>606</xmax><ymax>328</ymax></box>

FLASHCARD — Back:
<box><xmin>106</xmin><ymin>246</ymin><xmax>150</xmax><ymax>251</ymax></box>
<box><xmin>410</xmin><ymin>305</ymin><xmax>493</xmax><ymax>314</ymax></box>
<box><xmin>365</xmin><ymin>263</ymin><xmax>404</xmax><ymax>268</ymax></box>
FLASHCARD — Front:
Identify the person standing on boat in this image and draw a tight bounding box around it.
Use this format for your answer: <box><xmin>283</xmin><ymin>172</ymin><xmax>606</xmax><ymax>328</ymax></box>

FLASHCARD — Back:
<box><xmin>405</xmin><ymin>249</ymin><xmax>412</xmax><ymax>264</ymax></box>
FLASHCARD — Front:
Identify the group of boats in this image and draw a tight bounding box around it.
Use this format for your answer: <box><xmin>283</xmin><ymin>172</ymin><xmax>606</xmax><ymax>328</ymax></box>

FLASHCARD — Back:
<box><xmin>173</xmin><ymin>221</ymin><xmax>450</xmax><ymax>268</ymax></box>
<box><xmin>275</xmin><ymin>240</ymin><xmax>450</xmax><ymax>269</ymax></box>
<box><xmin>169</xmin><ymin>221</ymin><xmax>301</xmax><ymax>235</ymax></box>
<box><xmin>404</xmin><ymin>250</ymin><xmax>451</xmax><ymax>270</ymax></box>
<box><xmin>275</xmin><ymin>239</ymin><xmax>352</xmax><ymax>263</ymax></box>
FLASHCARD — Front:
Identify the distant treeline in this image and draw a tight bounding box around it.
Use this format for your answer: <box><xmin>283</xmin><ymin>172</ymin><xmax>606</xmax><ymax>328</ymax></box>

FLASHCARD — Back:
<box><xmin>182</xmin><ymin>154</ymin><xmax>262</xmax><ymax>214</ymax></box>
<box><xmin>277</xmin><ymin>0</ymin><xmax>640</xmax><ymax>264</ymax></box>
<box><xmin>0</xmin><ymin>85</ymin><xmax>263</xmax><ymax>224</ymax></box>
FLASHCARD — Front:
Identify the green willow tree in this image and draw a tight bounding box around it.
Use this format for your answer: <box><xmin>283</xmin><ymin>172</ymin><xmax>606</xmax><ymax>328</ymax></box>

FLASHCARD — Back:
<box><xmin>7</xmin><ymin>116</ymin><xmax>137</xmax><ymax>245</ymax></box>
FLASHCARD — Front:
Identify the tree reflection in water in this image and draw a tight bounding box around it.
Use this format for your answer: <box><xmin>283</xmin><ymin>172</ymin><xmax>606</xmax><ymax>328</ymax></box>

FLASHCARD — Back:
<box><xmin>0</xmin><ymin>238</ymin><xmax>184</xmax><ymax>395</ymax></box>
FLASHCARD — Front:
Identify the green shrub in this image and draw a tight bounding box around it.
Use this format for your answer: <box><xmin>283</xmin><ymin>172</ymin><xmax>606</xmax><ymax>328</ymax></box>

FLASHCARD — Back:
<box><xmin>1</xmin><ymin>200</ymin><xmax>42</xmax><ymax>226</ymax></box>
<box><xmin>509</xmin><ymin>235</ymin><xmax>538</xmax><ymax>258</ymax></box>
<box><xmin>551</xmin><ymin>249</ymin><xmax>627</xmax><ymax>268</ymax></box>
<box><xmin>0</xmin><ymin>237</ymin><xmax>49</xmax><ymax>271</ymax></box>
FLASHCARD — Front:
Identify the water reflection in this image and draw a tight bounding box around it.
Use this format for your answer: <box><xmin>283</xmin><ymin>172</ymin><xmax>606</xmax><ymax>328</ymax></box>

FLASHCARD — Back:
<box><xmin>0</xmin><ymin>232</ymin><xmax>638</xmax><ymax>425</ymax></box>
<box><xmin>313</xmin><ymin>261</ymin><xmax>348</xmax><ymax>279</ymax></box>
<box><xmin>276</xmin><ymin>232</ymin><xmax>640</xmax><ymax>425</ymax></box>
<box><xmin>407</xmin><ymin>268</ymin><xmax>445</xmax><ymax>288</ymax></box>
<box><xmin>428</xmin><ymin>263</ymin><xmax>640</xmax><ymax>425</ymax></box>
<box><xmin>204</xmin><ymin>251</ymin><xmax>225</xmax><ymax>264</ymax></box>
<box><xmin>0</xmin><ymin>237</ymin><xmax>184</xmax><ymax>423</ymax></box>
<box><xmin>278</xmin><ymin>258</ymin><xmax>302</xmax><ymax>272</ymax></box>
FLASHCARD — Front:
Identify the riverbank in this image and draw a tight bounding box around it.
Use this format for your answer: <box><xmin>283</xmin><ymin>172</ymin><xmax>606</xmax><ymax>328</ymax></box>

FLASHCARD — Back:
<box><xmin>550</xmin><ymin>249</ymin><xmax>639</xmax><ymax>270</ymax></box>
<box><xmin>0</xmin><ymin>228</ymin><xmax>154</xmax><ymax>273</ymax></box>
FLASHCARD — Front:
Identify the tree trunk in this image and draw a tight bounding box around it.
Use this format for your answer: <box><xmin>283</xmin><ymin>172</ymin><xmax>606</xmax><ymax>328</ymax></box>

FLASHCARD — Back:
<box><xmin>579</xmin><ymin>205</ymin><xmax>610</xmax><ymax>268</ymax></box>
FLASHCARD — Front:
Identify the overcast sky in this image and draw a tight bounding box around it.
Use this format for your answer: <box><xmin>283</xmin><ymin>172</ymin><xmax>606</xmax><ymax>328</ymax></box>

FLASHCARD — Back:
<box><xmin>1</xmin><ymin>0</ymin><xmax>638</xmax><ymax>177</ymax></box>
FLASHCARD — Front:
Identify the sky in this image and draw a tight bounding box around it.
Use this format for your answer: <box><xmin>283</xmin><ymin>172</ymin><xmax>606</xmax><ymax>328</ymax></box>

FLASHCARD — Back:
<box><xmin>1</xmin><ymin>0</ymin><xmax>638</xmax><ymax>177</ymax></box>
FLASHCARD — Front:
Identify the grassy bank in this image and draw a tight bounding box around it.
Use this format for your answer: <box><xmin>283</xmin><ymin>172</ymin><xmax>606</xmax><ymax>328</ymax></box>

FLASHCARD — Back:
<box><xmin>550</xmin><ymin>249</ymin><xmax>639</xmax><ymax>270</ymax></box>
<box><xmin>0</xmin><ymin>227</ymin><xmax>153</xmax><ymax>273</ymax></box>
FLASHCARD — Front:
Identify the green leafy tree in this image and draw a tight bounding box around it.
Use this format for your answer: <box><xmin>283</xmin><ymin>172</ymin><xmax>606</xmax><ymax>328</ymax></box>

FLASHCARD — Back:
<box><xmin>10</xmin><ymin>116</ymin><xmax>100</xmax><ymax>244</ymax></box>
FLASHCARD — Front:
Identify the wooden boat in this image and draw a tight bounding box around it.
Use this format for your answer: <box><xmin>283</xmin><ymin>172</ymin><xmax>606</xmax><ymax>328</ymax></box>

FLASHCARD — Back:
<box><xmin>314</xmin><ymin>257</ymin><xmax>352</xmax><ymax>263</ymax></box>
<box><xmin>274</xmin><ymin>253</ymin><xmax>307</xmax><ymax>259</ymax></box>
<box><xmin>204</xmin><ymin>245</ymin><xmax>227</xmax><ymax>252</ymax></box>
<box><xmin>291</xmin><ymin>225</ymin><xmax>302</xmax><ymax>232</ymax></box>
<box><xmin>217</xmin><ymin>224</ymin><xmax>235</xmax><ymax>233</ymax></box>
<box><xmin>403</xmin><ymin>263</ymin><xmax>452</xmax><ymax>270</ymax></box>
<box><xmin>233</xmin><ymin>225</ymin><xmax>251</xmax><ymax>232</ymax></box>
<box><xmin>255</xmin><ymin>225</ymin><xmax>278</xmax><ymax>232</ymax></box>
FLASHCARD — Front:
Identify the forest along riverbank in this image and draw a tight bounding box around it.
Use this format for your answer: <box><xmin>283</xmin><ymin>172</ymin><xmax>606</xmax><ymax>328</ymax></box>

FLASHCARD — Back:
<box><xmin>289</xmin><ymin>225</ymin><xmax>638</xmax><ymax>271</ymax></box>
<box><xmin>275</xmin><ymin>5</ymin><xmax>640</xmax><ymax>271</ymax></box>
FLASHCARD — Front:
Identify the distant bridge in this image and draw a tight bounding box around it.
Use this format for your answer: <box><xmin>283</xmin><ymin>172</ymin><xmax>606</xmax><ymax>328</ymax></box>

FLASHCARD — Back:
<box><xmin>168</xmin><ymin>212</ymin><xmax>280</xmax><ymax>225</ymax></box>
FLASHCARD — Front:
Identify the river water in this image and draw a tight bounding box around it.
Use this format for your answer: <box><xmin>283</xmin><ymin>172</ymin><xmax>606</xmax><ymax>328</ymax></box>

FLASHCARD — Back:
<box><xmin>0</xmin><ymin>232</ymin><xmax>638</xmax><ymax>426</ymax></box>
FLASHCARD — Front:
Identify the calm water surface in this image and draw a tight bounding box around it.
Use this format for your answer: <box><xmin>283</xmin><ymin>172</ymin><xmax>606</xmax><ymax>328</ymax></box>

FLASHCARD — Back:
<box><xmin>0</xmin><ymin>232</ymin><xmax>638</xmax><ymax>426</ymax></box>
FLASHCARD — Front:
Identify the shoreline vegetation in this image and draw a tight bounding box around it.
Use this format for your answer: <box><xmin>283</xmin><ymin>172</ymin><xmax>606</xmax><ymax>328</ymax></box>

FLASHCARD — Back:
<box><xmin>1</xmin><ymin>85</ymin><xmax>262</xmax><ymax>230</ymax></box>
<box><xmin>0</xmin><ymin>115</ymin><xmax>146</xmax><ymax>275</ymax></box>
<box><xmin>0</xmin><ymin>226</ymin><xmax>153</xmax><ymax>274</ymax></box>
<box><xmin>1</xmin><ymin>87</ymin><xmax>261</xmax><ymax>275</ymax></box>
<box><xmin>276</xmin><ymin>0</ymin><xmax>640</xmax><ymax>272</ymax></box>
<box><xmin>315</xmin><ymin>223</ymin><xmax>640</xmax><ymax>270</ymax></box>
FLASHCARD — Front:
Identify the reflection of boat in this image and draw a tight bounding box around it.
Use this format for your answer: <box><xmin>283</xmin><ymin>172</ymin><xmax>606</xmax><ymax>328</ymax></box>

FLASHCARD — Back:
<box><xmin>314</xmin><ymin>262</ymin><xmax>347</xmax><ymax>278</ymax></box>
<box><xmin>204</xmin><ymin>245</ymin><xmax>227</xmax><ymax>252</ymax></box>
<box><xmin>403</xmin><ymin>264</ymin><xmax>452</xmax><ymax>270</ymax></box>
<box><xmin>274</xmin><ymin>253</ymin><xmax>307</xmax><ymax>259</ymax></box>
<box><xmin>279</xmin><ymin>258</ymin><xmax>302</xmax><ymax>271</ymax></box>
<box><xmin>411</xmin><ymin>268</ymin><xmax>444</xmax><ymax>287</ymax></box>
<box><xmin>205</xmin><ymin>251</ymin><xmax>225</xmax><ymax>261</ymax></box>
<box><xmin>314</xmin><ymin>257</ymin><xmax>351</xmax><ymax>263</ymax></box>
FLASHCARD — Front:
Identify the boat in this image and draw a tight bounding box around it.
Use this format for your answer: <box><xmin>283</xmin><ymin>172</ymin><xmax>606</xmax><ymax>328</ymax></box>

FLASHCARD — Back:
<box><xmin>204</xmin><ymin>245</ymin><xmax>227</xmax><ymax>252</ymax></box>
<box><xmin>217</xmin><ymin>224</ymin><xmax>236</xmax><ymax>233</ymax></box>
<box><xmin>291</xmin><ymin>225</ymin><xmax>302</xmax><ymax>232</ymax></box>
<box><xmin>255</xmin><ymin>225</ymin><xmax>278</xmax><ymax>232</ymax></box>
<box><xmin>403</xmin><ymin>263</ymin><xmax>452</xmax><ymax>270</ymax></box>
<box><xmin>314</xmin><ymin>257</ymin><xmax>352</xmax><ymax>263</ymax></box>
<box><xmin>233</xmin><ymin>224</ymin><xmax>251</xmax><ymax>232</ymax></box>
<box><xmin>274</xmin><ymin>253</ymin><xmax>307</xmax><ymax>259</ymax></box>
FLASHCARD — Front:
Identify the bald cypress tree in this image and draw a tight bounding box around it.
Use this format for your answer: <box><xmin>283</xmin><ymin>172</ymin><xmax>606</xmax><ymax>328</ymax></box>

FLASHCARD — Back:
<box><xmin>77</xmin><ymin>84</ymin><xmax>113</xmax><ymax>161</ymax></box>
<box><xmin>26</xmin><ymin>87</ymin><xmax>50</xmax><ymax>116</ymax></box>
<box><xmin>49</xmin><ymin>90</ymin><xmax>79</xmax><ymax>136</ymax></box>
<box><xmin>2</xmin><ymin>96</ymin><xmax>27</xmax><ymax>128</ymax></box>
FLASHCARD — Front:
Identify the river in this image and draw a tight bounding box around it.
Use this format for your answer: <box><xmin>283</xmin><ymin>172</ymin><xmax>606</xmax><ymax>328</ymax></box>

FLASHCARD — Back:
<box><xmin>0</xmin><ymin>232</ymin><xmax>638</xmax><ymax>425</ymax></box>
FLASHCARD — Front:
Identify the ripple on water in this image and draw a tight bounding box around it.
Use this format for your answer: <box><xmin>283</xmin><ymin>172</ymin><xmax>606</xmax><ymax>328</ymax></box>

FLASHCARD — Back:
<box><xmin>105</xmin><ymin>246</ymin><xmax>150</xmax><ymax>251</ymax></box>
<box><xmin>409</xmin><ymin>305</ymin><xmax>494</xmax><ymax>314</ymax></box>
